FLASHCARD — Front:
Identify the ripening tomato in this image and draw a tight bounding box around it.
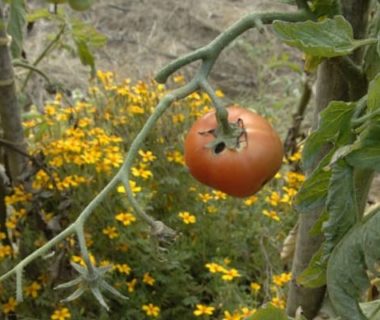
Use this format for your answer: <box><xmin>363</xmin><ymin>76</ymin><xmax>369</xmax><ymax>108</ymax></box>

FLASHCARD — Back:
<box><xmin>184</xmin><ymin>106</ymin><xmax>283</xmax><ymax>197</ymax></box>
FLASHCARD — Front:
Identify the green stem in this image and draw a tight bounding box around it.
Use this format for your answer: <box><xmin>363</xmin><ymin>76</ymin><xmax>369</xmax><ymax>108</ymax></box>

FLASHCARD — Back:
<box><xmin>199</xmin><ymin>79</ymin><xmax>232</xmax><ymax>135</ymax></box>
<box><xmin>21</xmin><ymin>24</ymin><xmax>65</xmax><ymax>91</ymax></box>
<box><xmin>13</xmin><ymin>60</ymin><xmax>51</xmax><ymax>85</ymax></box>
<box><xmin>155</xmin><ymin>9</ymin><xmax>313</xmax><ymax>83</ymax></box>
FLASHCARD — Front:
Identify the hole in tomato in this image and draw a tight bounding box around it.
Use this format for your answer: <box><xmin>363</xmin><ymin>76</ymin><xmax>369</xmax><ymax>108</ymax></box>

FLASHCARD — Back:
<box><xmin>214</xmin><ymin>142</ymin><xmax>226</xmax><ymax>154</ymax></box>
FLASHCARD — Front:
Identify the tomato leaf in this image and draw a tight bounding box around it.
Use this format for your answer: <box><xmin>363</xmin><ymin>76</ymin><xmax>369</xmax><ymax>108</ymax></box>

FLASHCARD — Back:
<box><xmin>322</xmin><ymin>160</ymin><xmax>358</xmax><ymax>256</ymax></box>
<box><xmin>302</xmin><ymin>101</ymin><xmax>356</xmax><ymax>171</ymax></box>
<box><xmin>310</xmin><ymin>0</ymin><xmax>340</xmax><ymax>17</ymax></box>
<box><xmin>327</xmin><ymin>206</ymin><xmax>380</xmax><ymax>320</ymax></box>
<box><xmin>297</xmin><ymin>247</ymin><xmax>327</xmax><ymax>288</ymax></box>
<box><xmin>346</xmin><ymin>120</ymin><xmax>380</xmax><ymax>171</ymax></box>
<box><xmin>295</xmin><ymin>151</ymin><xmax>332</xmax><ymax>213</ymax></box>
<box><xmin>368</xmin><ymin>74</ymin><xmax>380</xmax><ymax>111</ymax></box>
<box><xmin>273</xmin><ymin>16</ymin><xmax>376</xmax><ymax>58</ymax></box>
<box><xmin>245</xmin><ymin>303</ymin><xmax>288</xmax><ymax>320</ymax></box>
<box><xmin>363</xmin><ymin>7</ymin><xmax>380</xmax><ymax>81</ymax></box>
<box><xmin>7</xmin><ymin>0</ymin><xmax>26</xmax><ymax>58</ymax></box>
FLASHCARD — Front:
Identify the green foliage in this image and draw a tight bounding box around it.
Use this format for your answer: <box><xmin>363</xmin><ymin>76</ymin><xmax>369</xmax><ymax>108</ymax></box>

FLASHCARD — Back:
<box><xmin>273</xmin><ymin>16</ymin><xmax>376</xmax><ymax>58</ymax></box>
<box><xmin>246</xmin><ymin>303</ymin><xmax>288</xmax><ymax>320</ymax></box>
<box><xmin>327</xmin><ymin>206</ymin><xmax>380</xmax><ymax>320</ymax></box>
<box><xmin>6</xmin><ymin>0</ymin><xmax>26</xmax><ymax>58</ymax></box>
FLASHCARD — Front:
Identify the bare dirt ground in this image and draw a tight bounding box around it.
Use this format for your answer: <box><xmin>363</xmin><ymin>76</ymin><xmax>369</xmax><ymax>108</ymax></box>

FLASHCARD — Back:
<box><xmin>25</xmin><ymin>0</ymin><xmax>298</xmax><ymax>105</ymax></box>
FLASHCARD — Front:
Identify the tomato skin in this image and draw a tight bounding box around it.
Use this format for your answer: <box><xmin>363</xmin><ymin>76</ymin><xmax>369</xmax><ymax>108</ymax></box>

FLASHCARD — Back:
<box><xmin>184</xmin><ymin>106</ymin><xmax>283</xmax><ymax>197</ymax></box>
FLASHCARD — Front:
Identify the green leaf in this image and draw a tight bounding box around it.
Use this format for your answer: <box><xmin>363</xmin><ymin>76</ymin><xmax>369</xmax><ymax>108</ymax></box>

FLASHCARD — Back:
<box><xmin>363</xmin><ymin>7</ymin><xmax>380</xmax><ymax>81</ymax></box>
<box><xmin>360</xmin><ymin>300</ymin><xmax>380</xmax><ymax>319</ymax></box>
<box><xmin>71</xmin><ymin>20</ymin><xmax>107</xmax><ymax>48</ymax></box>
<box><xmin>295</xmin><ymin>151</ymin><xmax>332</xmax><ymax>213</ymax></box>
<box><xmin>323</xmin><ymin>160</ymin><xmax>358</xmax><ymax>256</ymax></box>
<box><xmin>245</xmin><ymin>304</ymin><xmax>288</xmax><ymax>320</ymax></box>
<box><xmin>368</xmin><ymin>74</ymin><xmax>380</xmax><ymax>111</ymax></box>
<box><xmin>7</xmin><ymin>0</ymin><xmax>26</xmax><ymax>58</ymax></box>
<box><xmin>346</xmin><ymin>120</ymin><xmax>380</xmax><ymax>171</ymax></box>
<box><xmin>27</xmin><ymin>8</ymin><xmax>53</xmax><ymax>23</ymax></box>
<box><xmin>297</xmin><ymin>247</ymin><xmax>327</xmax><ymax>288</ymax></box>
<box><xmin>75</xmin><ymin>40</ymin><xmax>95</xmax><ymax>76</ymax></box>
<box><xmin>273</xmin><ymin>16</ymin><xmax>376</xmax><ymax>58</ymax></box>
<box><xmin>310</xmin><ymin>0</ymin><xmax>340</xmax><ymax>17</ymax></box>
<box><xmin>327</xmin><ymin>207</ymin><xmax>380</xmax><ymax>320</ymax></box>
<box><xmin>302</xmin><ymin>101</ymin><xmax>356</xmax><ymax>171</ymax></box>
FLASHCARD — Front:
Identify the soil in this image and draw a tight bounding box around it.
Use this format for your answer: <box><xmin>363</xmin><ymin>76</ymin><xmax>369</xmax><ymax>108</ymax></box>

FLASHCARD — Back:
<box><xmin>24</xmin><ymin>0</ymin><xmax>296</xmax><ymax>106</ymax></box>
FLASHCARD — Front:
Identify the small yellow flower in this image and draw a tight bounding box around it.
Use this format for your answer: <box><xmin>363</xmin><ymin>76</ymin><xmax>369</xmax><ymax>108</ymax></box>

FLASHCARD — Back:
<box><xmin>198</xmin><ymin>193</ymin><xmax>213</xmax><ymax>203</ymax></box>
<box><xmin>250</xmin><ymin>282</ymin><xmax>261</xmax><ymax>293</ymax></box>
<box><xmin>142</xmin><ymin>303</ymin><xmax>160</xmax><ymax>317</ymax></box>
<box><xmin>51</xmin><ymin>307</ymin><xmax>71</xmax><ymax>320</ymax></box>
<box><xmin>212</xmin><ymin>190</ymin><xmax>227</xmax><ymax>200</ymax></box>
<box><xmin>206</xmin><ymin>205</ymin><xmax>217</xmax><ymax>214</ymax></box>
<box><xmin>139</xmin><ymin>150</ymin><xmax>156</xmax><ymax>162</ymax></box>
<box><xmin>244</xmin><ymin>195</ymin><xmax>258</xmax><ymax>206</ymax></box>
<box><xmin>205</xmin><ymin>262</ymin><xmax>226</xmax><ymax>273</ymax></box>
<box><xmin>166</xmin><ymin>150</ymin><xmax>185</xmax><ymax>165</ymax></box>
<box><xmin>116</xmin><ymin>181</ymin><xmax>142</xmax><ymax>194</ymax></box>
<box><xmin>178</xmin><ymin>211</ymin><xmax>196</xmax><ymax>224</ymax></box>
<box><xmin>262</xmin><ymin>209</ymin><xmax>280</xmax><ymax>222</ymax></box>
<box><xmin>24</xmin><ymin>281</ymin><xmax>42</xmax><ymax>298</ymax></box>
<box><xmin>272</xmin><ymin>272</ymin><xmax>292</xmax><ymax>287</ymax></box>
<box><xmin>102</xmin><ymin>226</ymin><xmax>119</xmax><ymax>239</ymax></box>
<box><xmin>127</xmin><ymin>278</ymin><xmax>137</xmax><ymax>292</ymax></box>
<box><xmin>193</xmin><ymin>304</ymin><xmax>215</xmax><ymax>316</ymax></box>
<box><xmin>114</xmin><ymin>263</ymin><xmax>132</xmax><ymax>275</ymax></box>
<box><xmin>2</xmin><ymin>297</ymin><xmax>17</xmax><ymax>314</ymax></box>
<box><xmin>265</xmin><ymin>191</ymin><xmax>281</xmax><ymax>206</ymax></box>
<box><xmin>115</xmin><ymin>212</ymin><xmax>136</xmax><ymax>226</ymax></box>
<box><xmin>223</xmin><ymin>310</ymin><xmax>241</xmax><ymax>320</ymax></box>
<box><xmin>271</xmin><ymin>296</ymin><xmax>286</xmax><ymax>309</ymax></box>
<box><xmin>143</xmin><ymin>273</ymin><xmax>156</xmax><ymax>286</ymax></box>
<box><xmin>221</xmin><ymin>268</ymin><xmax>241</xmax><ymax>281</ymax></box>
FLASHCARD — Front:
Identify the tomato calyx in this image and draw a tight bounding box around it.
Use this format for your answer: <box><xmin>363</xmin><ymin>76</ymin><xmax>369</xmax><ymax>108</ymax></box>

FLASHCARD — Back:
<box><xmin>199</xmin><ymin>118</ymin><xmax>247</xmax><ymax>154</ymax></box>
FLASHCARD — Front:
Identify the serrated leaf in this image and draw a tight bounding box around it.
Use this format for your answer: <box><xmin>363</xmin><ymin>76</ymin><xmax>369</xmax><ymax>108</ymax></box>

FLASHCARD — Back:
<box><xmin>346</xmin><ymin>120</ymin><xmax>380</xmax><ymax>171</ymax></box>
<box><xmin>245</xmin><ymin>303</ymin><xmax>288</xmax><ymax>320</ymax></box>
<box><xmin>323</xmin><ymin>160</ymin><xmax>357</xmax><ymax>256</ymax></box>
<box><xmin>302</xmin><ymin>101</ymin><xmax>356</xmax><ymax>171</ymax></box>
<box><xmin>295</xmin><ymin>151</ymin><xmax>332</xmax><ymax>213</ymax></box>
<box><xmin>297</xmin><ymin>247</ymin><xmax>327</xmax><ymax>288</ymax></box>
<box><xmin>368</xmin><ymin>74</ymin><xmax>380</xmax><ymax>111</ymax></box>
<box><xmin>327</xmin><ymin>206</ymin><xmax>380</xmax><ymax>320</ymax></box>
<box><xmin>71</xmin><ymin>20</ymin><xmax>107</xmax><ymax>48</ymax></box>
<box><xmin>7</xmin><ymin>0</ymin><xmax>26</xmax><ymax>58</ymax></box>
<box><xmin>273</xmin><ymin>16</ymin><xmax>376</xmax><ymax>58</ymax></box>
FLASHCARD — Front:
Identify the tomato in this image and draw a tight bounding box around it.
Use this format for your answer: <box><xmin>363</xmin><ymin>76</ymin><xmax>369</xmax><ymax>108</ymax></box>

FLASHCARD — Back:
<box><xmin>184</xmin><ymin>106</ymin><xmax>283</xmax><ymax>197</ymax></box>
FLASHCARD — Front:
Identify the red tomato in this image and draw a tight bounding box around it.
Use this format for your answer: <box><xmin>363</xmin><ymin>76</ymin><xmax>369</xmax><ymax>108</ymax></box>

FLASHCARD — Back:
<box><xmin>184</xmin><ymin>106</ymin><xmax>283</xmax><ymax>197</ymax></box>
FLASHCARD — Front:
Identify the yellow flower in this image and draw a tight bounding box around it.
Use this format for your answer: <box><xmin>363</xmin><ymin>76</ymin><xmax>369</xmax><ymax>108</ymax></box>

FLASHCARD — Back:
<box><xmin>221</xmin><ymin>268</ymin><xmax>241</xmax><ymax>281</ymax></box>
<box><xmin>127</xmin><ymin>105</ymin><xmax>145</xmax><ymax>114</ymax></box>
<box><xmin>114</xmin><ymin>263</ymin><xmax>132</xmax><ymax>275</ymax></box>
<box><xmin>250</xmin><ymin>282</ymin><xmax>261</xmax><ymax>293</ymax></box>
<box><xmin>172</xmin><ymin>113</ymin><xmax>185</xmax><ymax>123</ymax></box>
<box><xmin>166</xmin><ymin>150</ymin><xmax>185</xmax><ymax>165</ymax></box>
<box><xmin>272</xmin><ymin>272</ymin><xmax>292</xmax><ymax>287</ymax></box>
<box><xmin>131</xmin><ymin>165</ymin><xmax>153</xmax><ymax>180</ymax></box>
<box><xmin>142</xmin><ymin>303</ymin><xmax>160</xmax><ymax>317</ymax></box>
<box><xmin>178</xmin><ymin>211</ymin><xmax>196</xmax><ymax>224</ymax></box>
<box><xmin>71</xmin><ymin>254</ymin><xmax>96</xmax><ymax>267</ymax></box>
<box><xmin>0</xmin><ymin>245</ymin><xmax>12</xmax><ymax>259</ymax></box>
<box><xmin>262</xmin><ymin>209</ymin><xmax>280</xmax><ymax>222</ymax></box>
<box><xmin>271</xmin><ymin>297</ymin><xmax>286</xmax><ymax>309</ymax></box>
<box><xmin>223</xmin><ymin>310</ymin><xmax>241</xmax><ymax>320</ymax></box>
<box><xmin>265</xmin><ymin>191</ymin><xmax>281</xmax><ymax>206</ymax></box>
<box><xmin>115</xmin><ymin>212</ymin><xmax>136</xmax><ymax>226</ymax></box>
<box><xmin>24</xmin><ymin>281</ymin><xmax>42</xmax><ymax>298</ymax></box>
<box><xmin>194</xmin><ymin>304</ymin><xmax>215</xmax><ymax>316</ymax></box>
<box><xmin>139</xmin><ymin>150</ymin><xmax>156</xmax><ymax>162</ymax></box>
<box><xmin>212</xmin><ymin>190</ymin><xmax>227</xmax><ymax>200</ymax></box>
<box><xmin>198</xmin><ymin>193</ymin><xmax>213</xmax><ymax>203</ymax></box>
<box><xmin>173</xmin><ymin>74</ymin><xmax>185</xmax><ymax>83</ymax></box>
<box><xmin>241</xmin><ymin>307</ymin><xmax>256</xmax><ymax>317</ymax></box>
<box><xmin>244</xmin><ymin>195</ymin><xmax>258</xmax><ymax>206</ymax></box>
<box><xmin>2</xmin><ymin>297</ymin><xmax>17</xmax><ymax>314</ymax></box>
<box><xmin>143</xmin><ymin>273</ymin><xmax>156</xmax><ymax>286</ymax></box>
<box><xmin>205</xmin><ymin>262</ymin><xmax>226</xmax><ymax>273</ymax></box>
<box><xmin>127</xmin><ymin>278</ymin><xmax>137</xmax><ymax>292</ymax></box>
<box><xmin>51</xmin><ymin>307</ymin><xmax>71</xmax><ymax>320</ymax></box>
<box><xmin>206</xmin><ymin>205</ymin><xmax>217</xmax><ymax>214</ymax></box>
<box><xmin>117</xmin><ymin>181</ymin><xmax>142</xmax><ymax>194</ymax></box>
<box><xmin>102</xmin><ymin>226</ymin><xmax>119</xmax><ymax>239</ymax></box>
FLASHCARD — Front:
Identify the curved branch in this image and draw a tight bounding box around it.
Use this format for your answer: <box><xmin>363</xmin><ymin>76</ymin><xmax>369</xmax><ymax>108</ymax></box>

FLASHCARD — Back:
<box><xmin>155</xmin><ymin>10</ymin><xmax>313</xmax><ymax>83</ymax></box>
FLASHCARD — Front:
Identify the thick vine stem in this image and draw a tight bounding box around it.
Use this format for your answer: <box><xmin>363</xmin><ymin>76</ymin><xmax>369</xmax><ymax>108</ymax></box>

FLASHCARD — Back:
<box><xmin>155</xmin><ymin>10</ymin><xmax>313</xmax><ymax>84</ymax></box>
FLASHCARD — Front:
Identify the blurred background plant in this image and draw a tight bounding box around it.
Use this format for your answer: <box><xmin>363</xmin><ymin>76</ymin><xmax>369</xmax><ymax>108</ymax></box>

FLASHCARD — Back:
<box><xmin>0</xmin><ymin>71</ymin><xmax>304</xmax><ymax>319</ymax></box>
